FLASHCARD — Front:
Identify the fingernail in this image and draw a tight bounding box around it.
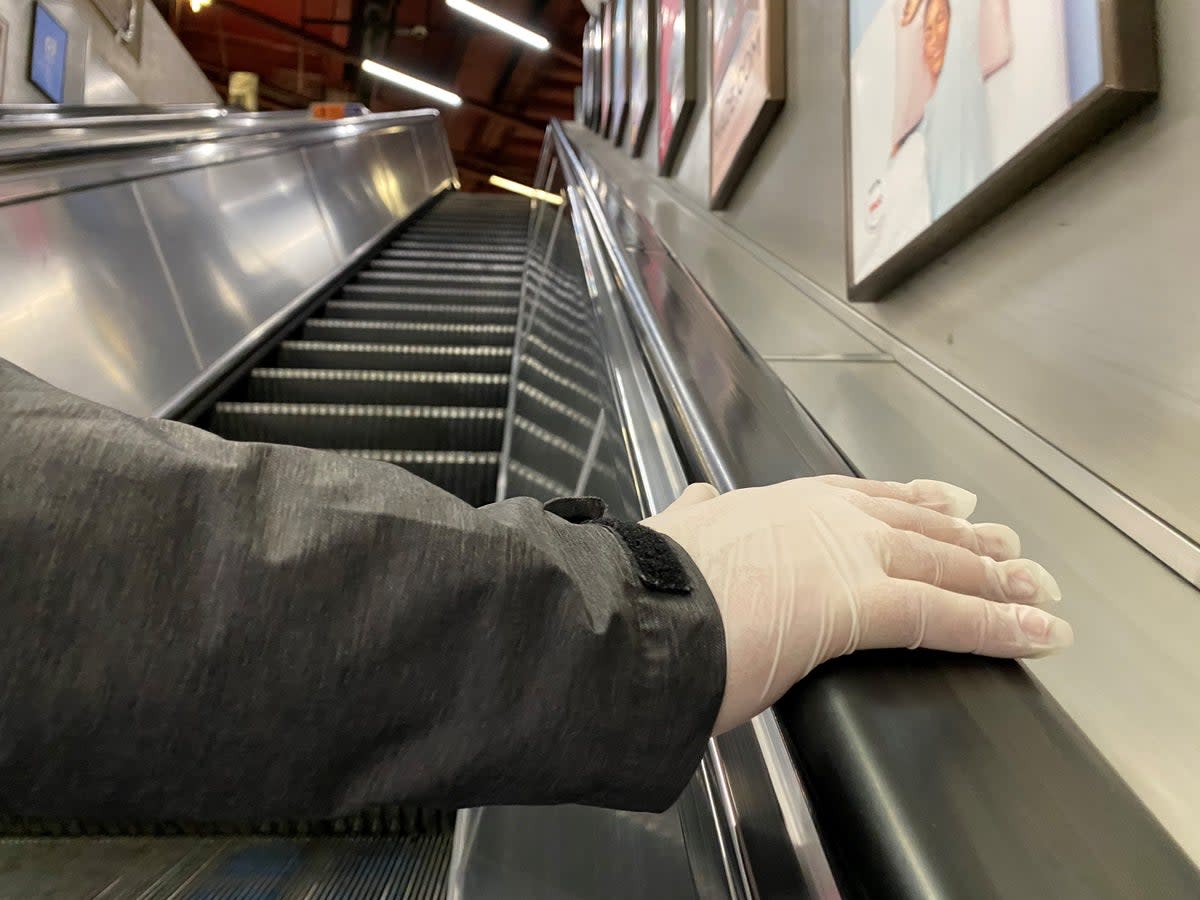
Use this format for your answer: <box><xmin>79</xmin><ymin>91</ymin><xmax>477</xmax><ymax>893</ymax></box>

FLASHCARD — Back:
<box><xmin>1017</xmin><ymin>607</ymin><xmax>1074</xmax><ymax>650</ymax></box>
<box><xmin>975</xmin><ymin>523</ymin><xmax>1022</xmax><ymax>560</ymax></box>
<box><xmin>910</xmin><ymin>479</ymin><xmax>977</xmax><ymax>518</ymax></box>
<box><xmin>1002</xmin><ymin>561</ymin><xmax>1062</xmax><ymax>604</ymax></box>
<box><xmin>1005</xmin><ymin>567</ymin><xmax>1038</xmax><ymax>600</ymax></box>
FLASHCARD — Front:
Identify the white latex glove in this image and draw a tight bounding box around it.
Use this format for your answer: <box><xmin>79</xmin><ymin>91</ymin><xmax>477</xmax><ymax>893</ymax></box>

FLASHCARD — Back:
<box><xmin>643</xmin><ymin>476</ymin><xmax>1072</xmax><ymax>735</ymax></box>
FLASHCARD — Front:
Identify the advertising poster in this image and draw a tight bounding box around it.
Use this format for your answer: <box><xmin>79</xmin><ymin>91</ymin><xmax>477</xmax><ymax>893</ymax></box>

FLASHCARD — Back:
<box><xmin>610</xmin><ymin>0</ymin><xmax>630</xmax><ymax>145</ymax></box>
<box><xmin>600</xmin><ymin>2</ymin><xmax>614</xmax><ymax>137</ymax></box>
<box><xmin>848</xmin><ymin>0</ymin><xmax>1158</xmax><ymax>299</ymax></box>
<box><xmin>709</xmin><ymin>0</ymin><xmax>786</xmax><ymax>209</ymax></box>
<box><xmin>582</xmin><ymin>18</ymin><xmax>596</xmax><ymax>129</ymax></box>
<box><xmin>0</xmin><ymin>16</ymin><xmax>8</xmax><ymax>101</ymax></box>
<box><xmin>657</xmin><ymin>0</ymin><xmax>696</xmax><ymax>175</ymax></box>
<box><xmin>29</xmin><ymin>3</ymin><xmax>69</xmax><ymax>103</ymax></box>
<box><xmin>625</xmin><ymin>0</ymin><xmax>655</xmax><ymax>156</ymax></box>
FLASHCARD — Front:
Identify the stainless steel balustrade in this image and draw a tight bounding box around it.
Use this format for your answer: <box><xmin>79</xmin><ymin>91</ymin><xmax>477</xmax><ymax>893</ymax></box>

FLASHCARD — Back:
<box><xmin>540</xmin><ymin>119</ymin><xmax>1200</xmax><ymax>899</ymax></box>
<box><xmin>0</xmin><ymin>107</ymin><xmax>458</xmax><ymax>419</ymax></box>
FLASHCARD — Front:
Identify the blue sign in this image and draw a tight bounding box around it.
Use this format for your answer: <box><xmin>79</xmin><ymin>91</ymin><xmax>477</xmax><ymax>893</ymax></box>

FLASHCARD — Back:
<box><xmin>29</xmin><ymin>3</ymin><xmax>68</xmax><ymax>103</ymax></box>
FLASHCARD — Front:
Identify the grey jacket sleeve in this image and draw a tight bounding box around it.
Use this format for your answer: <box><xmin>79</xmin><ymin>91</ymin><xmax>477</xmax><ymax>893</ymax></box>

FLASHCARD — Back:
<box><xmin>0</xmin><ymin>359</ymin><xmax>726</xmax><ymax>823</ymax></box>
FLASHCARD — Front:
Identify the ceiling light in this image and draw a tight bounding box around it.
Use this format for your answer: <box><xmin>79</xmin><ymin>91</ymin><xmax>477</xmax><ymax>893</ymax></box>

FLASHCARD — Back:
<box><xmin>361</xmin><ymin>59</ymin><xmax>463</xmax><ymax>107</ymax></box>
<box><xmin>446</xmin><ymin>0</ymin><xmax>551</xmax><ymax>51</ymax></box>
<box><xmin>488</xmin><ymin>175</ymin><xmax>563</xmax><ymax>205</ymax></box>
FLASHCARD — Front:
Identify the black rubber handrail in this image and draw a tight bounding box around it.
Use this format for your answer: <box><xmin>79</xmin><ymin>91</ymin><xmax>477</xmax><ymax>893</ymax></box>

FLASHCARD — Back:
<box><xmin>548</xmin><ymin>119</ymin><xmax>1200</xmax><ymax>899</ymax></box>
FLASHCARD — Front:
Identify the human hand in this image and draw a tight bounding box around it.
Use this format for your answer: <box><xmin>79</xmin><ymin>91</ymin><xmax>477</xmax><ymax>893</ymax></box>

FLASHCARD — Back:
<box><xmin>643</xmin><ymin>477</ymin><xmax>1071</xmax><ymax>735</ymax></box>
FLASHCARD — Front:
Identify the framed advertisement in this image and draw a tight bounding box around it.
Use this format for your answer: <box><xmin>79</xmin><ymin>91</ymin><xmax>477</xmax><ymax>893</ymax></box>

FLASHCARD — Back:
<box><xmin>610</xmin><ymin>0</ymin><xmax>630</xmax><ymax>145</ymax></box>
<box><xmin>625</xmin><ymin>0</ymin><xmax>655</xmax><ymax>156</ymax></box>
<box><xmin>28</xmin><ymin>2</ymin><xmax>69</xmax><ymax>103</ymax></box>
<box><xmin>847</xmin><ymin>0</ymin><xmax>1158</xmax><ymax>301</ymax></box>
<box><xmin>657</xmin><ymin>0</ymin><xmax>696</xmax><ymax>176</ymax></box>
<box><xmin>0</xmin><ymin>15</ymin><xmax>8</xmax><ymax>102</ymax></box>
<box><xmin>709</xmin><ymin>0</ymin><xmax>786</xmax><ymax>209</ymax></box>
<box><xmin>600</xmin><ymin>2</ymin><xmax>614</xmax><ymax>137</ymax></box>
<box><xmin>582</xmin><ymin>18</ymin><xmax>595</xmax><ymax>129</ymax></box>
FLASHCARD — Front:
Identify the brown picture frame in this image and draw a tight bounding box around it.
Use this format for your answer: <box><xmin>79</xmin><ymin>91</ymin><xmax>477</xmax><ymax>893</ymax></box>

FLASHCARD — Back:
<box><xmin>845</xmin><ymin>0</ymin><xmax>1159</xmax><ymax>302</ymax></box>
<box><xmin>609</xmin><ymin>0</ymin><xmax>631</xmax><ymax>146</ymax></box>
<box><xmin>583</xmin><ymin>18</ymin><xmax>600</xmax><ymax>131</ymax></box>
<box><xmin>709</xmin><ymin>0</ymin><xmax>786</xmax><ymax>210</ymax></box>
<box><xmin>625</xmin><ymin>0</ymin><xmax>656</xmax><ymax>156</ymax></box>
<box><xmin>600</xmin><ymin>2</ymin><xmax>614</xmax><ymax>137</ymax></box>
<box><xmin>0</xmin><ymin>15</ymin><xmax>8</xmax><ymax>102</ymax></box>
<box><xmin>657</xmin><ymin>0</ymin><xmax>697</xmax><ymax>176</ymax></box>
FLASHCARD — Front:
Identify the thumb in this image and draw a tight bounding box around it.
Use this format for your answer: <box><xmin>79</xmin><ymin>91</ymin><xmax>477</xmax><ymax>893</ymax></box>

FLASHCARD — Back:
<box><xmin>664</xmin><ymin>483</ymin><xmax>720</xmax><ymax>512</ymax></box>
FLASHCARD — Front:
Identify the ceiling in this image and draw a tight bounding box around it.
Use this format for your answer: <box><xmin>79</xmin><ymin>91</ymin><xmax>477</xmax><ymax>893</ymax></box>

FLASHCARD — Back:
<box><xmin>168</xmin><ymin>0</ymin><xmax>588</xmax><ymax>190</ymax></box>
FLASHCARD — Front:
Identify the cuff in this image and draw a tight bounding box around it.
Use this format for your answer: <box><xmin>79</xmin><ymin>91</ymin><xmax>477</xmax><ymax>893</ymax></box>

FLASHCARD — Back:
<box><xmin>544</xmin><ymin>496</ymin><xmax>726</xmax><ymax>810</ymax></box>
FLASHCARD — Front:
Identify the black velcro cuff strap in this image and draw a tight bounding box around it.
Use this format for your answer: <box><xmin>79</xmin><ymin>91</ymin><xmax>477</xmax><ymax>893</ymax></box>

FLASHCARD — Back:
<box><xmin>592</xmin><ymin>517</ymin><xmax>693</xmax><ymax>595</ymax></box>
<box><xmin>544</xmin><ymin>496</ymin><xmax>694</xmax><ymax>595</ymax></box>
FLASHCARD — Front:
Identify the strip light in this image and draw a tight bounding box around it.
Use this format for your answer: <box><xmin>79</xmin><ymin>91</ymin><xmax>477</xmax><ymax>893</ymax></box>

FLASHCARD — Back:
<box><xmin>361</xmin><ymin>59</ymin><xmax>463</xmax><ymax>107</ymax></box>
<box><xmin>446</xmin><ymin>0</ymin><xmax>551</xmax><ymax>51</ymax></box>
<box><xmin>488</xmin><ymin>175</ymin><xmax>564</xmax><ymax>205</ymax></box>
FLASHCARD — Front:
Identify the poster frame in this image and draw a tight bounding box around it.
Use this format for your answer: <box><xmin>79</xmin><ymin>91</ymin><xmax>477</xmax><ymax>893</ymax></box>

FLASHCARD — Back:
<box><xmin>709</xmin><ymin>0</ymin><xmax>787</xmax><ymax>209</ymax></box>
<box><xmin>625</xmin><ymin>0</ymin><xmax>656</xmax><ymax>156</ymax></box>
<box><xmin>657</xmin><ymin>0</ymin><xmax>697</xmax><ymax>176</ymax></box>
<box><xmin>844</xmin><ymin>0</ymin><xmax>1159</xmax><ymax>302</ymax></box>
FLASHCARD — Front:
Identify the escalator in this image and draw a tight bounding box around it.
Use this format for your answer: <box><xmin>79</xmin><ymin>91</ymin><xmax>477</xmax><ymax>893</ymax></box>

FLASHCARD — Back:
<box><xmin>4</xmin><ymin>105</ymin><xmax>1197</xmax><ymax>899</ymax></box>
<box><xmin>204</xmin><ymin>192</ymin><xmax>529</xmax><ymax>507</ymax></box>
<box><xmin>0</xmin><ymin>193</ymin><xmax>532</xmax><ymax>899</ymax></box>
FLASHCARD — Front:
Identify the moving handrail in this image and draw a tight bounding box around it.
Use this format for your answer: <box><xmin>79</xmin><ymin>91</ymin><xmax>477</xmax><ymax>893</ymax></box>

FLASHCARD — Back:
<box><xmin>0</xmin><ymin>108</ymin><xmax>428</xmax><ymax>167</ymax></box>
<box><xmin>548</xmin><ymin>119</ymin><xmax>1199</xmax><ymax>898</ymax></box>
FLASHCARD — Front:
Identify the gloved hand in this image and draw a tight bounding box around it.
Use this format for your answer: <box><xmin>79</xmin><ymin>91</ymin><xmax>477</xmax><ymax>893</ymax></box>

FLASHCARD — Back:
<box><xmin>643</xmin><ymin>476</ymin><xmax>1072</xmax><ymax>735</ymax></box>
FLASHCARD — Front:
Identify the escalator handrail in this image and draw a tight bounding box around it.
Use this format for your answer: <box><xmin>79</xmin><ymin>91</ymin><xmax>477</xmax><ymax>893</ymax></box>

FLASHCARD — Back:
<box><xmin>546</xmin><ymin>118</ymin><xmax>1200</xmax><ymax>898</ymax></box>
<box><xmin>0</xmin><ymin>108</ymin><xmax>440</xmax><ymax>168</ymax></box>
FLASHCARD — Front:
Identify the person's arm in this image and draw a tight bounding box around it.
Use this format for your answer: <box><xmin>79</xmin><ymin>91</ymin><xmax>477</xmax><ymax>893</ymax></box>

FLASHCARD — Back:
<box><xmin>0</xmin><ymin>359</ymin><xmax>724</xmax><ymax>822</ymax></box>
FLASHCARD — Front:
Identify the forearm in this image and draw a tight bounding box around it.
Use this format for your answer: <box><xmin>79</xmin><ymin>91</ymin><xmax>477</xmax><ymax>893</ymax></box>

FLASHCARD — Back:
<box><xmin>0</xmin><ymin>360</ymin><xmax>725</xmax><ymax>822</ymax></box>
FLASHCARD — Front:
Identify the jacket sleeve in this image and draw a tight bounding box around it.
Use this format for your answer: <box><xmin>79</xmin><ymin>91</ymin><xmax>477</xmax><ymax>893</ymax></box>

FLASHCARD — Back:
<box><xmin>0</xmin><ymin>359</ymin><xmax>726</xmax><ymax>823</ymax></box>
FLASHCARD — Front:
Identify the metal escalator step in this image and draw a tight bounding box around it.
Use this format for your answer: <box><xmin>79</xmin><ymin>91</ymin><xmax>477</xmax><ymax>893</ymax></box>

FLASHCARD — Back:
<box><xmin>340</xmin><ymin>283</ymin><xmax>519</xmax><ymax>303</ymax></box>
<box><xmin>514</xmin><ymin>381</ymin><xmax>595</xmax><ymax>448</ymax></box>
<box><xmin>276</xmin><ymin>341</ymin><xmax>512</xmax><ymax>372</ymax></box>
<box><xmin>367</xmin><ymin>258</ymin><xmax>525</xmax><ymax>274</ymax></box>
<box><xmin>211</xmin><ymin>402</ymin><xmax>505</xmax><ymax>450</ymax></box>
<box><xmin>388</xmin><ymin>239</ymin><xmax>527</xmax><ymax>254</ymax></box>
<box><xmin>398</xmin><ymin>235</ymin><xmax>525</xmax><ymax>246</ymax></box>
<box><xmin>411</xmin><ymin>226</ymin><xmax>526</xmax><ymax>234</ymax></box>
<box><xmin>324</xmin><ymin>300</ymin><xmax>518</xmax><ymax>324</ymax></box>
<box><xmin>379</xmin><ymin>247</ymin><xmax>526</xmax><ymax>262</ymax></box>
<box><xmin>343</xmin><ymin>449</ymin><xmax>499</xmax><ymax>505</ymax></box>
<box><xmin>356</xmin><ymin>270</ymin><xmax>522</xmax><ymax>287</ymax></box>
<box><xmin>0</xmin><ymin>833</ymin><xmax>453</xmax><ymax>899</ymax></box>
<box><xmin>303</xmin><ymin>319</ymin><xmax>516</xmax><ymax>346</ymax></box>
<box><xmin>247</xmin><ymin>369</ymin><xmax>509</xmax><ymax>405</ymax></box>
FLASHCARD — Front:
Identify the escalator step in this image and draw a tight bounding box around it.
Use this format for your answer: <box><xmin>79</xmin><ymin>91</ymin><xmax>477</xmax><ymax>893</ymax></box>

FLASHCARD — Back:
<box><xmin>0</xmin><ymin>832</ymin><xmax>454</xmax><ymax>899</ymax></box>
<box><xmin>323</xmin><ymin>300</ymin><xmax>518</xmax><ymax>324</ymax></box>
<box><xmin>379</xmin><ymin>248</ymin><xmax>526</xmax><ymax>264</ymax></box>
<box><xmin>211</xmin><ymin>402</ymin><xmax>505</xmax><ymax>450</ymax></box>
<box><xmin>367</xmin><ymin>258</ymin><xmax>525</xmax><ymax>275</ymax></box>
<box><xmin>356</xmin><ymin>270</ymin><xmax>523</xmax><ymax>288</ymax></box>
<box><xmin>303</xmin><ymin>319</ymin><xmax>516</xmax><ymax>346</ymax></box>
<box><xmin>344</xmin><ymin>449</ymin><xmax>499</xmax><ymax>506</ymax></box>
<box><xmin>276</xmin><ymin>341</ymin><xmax>512</xmax><ymax>372</ymax></box>
<box><xmin>246</xmin><ymin>369</ymin><xmax>509</xmax><ymax>405</ymax></box>
<box><xmin>340</xmin><ymin>284</ymin><xmax>519</xmax><ymax>303</ymax></box>
<box><xmin>388</xmin><ymin>239</ymin><xmax>527</xmax><ymax>254</ymax></box>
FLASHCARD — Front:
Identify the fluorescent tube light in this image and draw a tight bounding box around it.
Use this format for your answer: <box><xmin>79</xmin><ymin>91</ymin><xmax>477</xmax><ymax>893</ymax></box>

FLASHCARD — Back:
<box><xmin>488</xmin><ymin>175</ymin><xmax>564</xmax><ymax>205</ymax></box>
<box><xmin>446</xmin><ymin>0</ymin><xmax>551</xmax><ymax>51</ymax></box>
<box><xmin>361</xmin><ymin>59</ymin><xmax>463</xmax><ymax>107</ymax></box>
